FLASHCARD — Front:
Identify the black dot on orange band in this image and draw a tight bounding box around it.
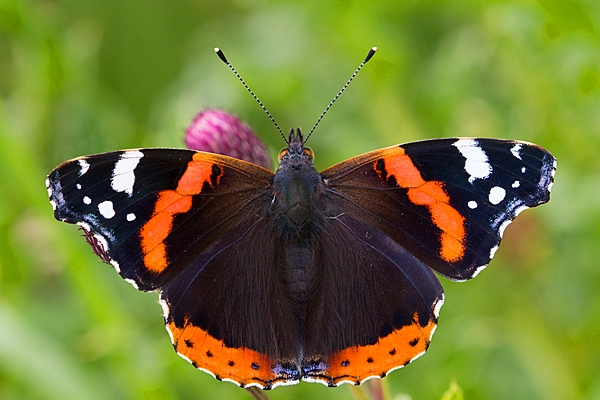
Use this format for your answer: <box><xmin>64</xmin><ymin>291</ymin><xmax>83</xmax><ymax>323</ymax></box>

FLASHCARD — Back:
<box><xmin>367</xmin><ymin>357</ymin><xmax>374</xmax><ymax>363</ymax></box>
<box><xmin>375</xmin><ymin>158</ymin><xmax>387</xmax><ymax>180</ymax></box>
<box><xmin>341</xmin><ymin>360</ymin><xmax>350</xmax><ymax>367</ymax></box>
<box><xmin>409</xmin><ymin>337</ymin><xmax>419</xmax><ymax>347</ymax></box>
<box><xmin>389</xmin><ymin>348</ymin><xmax>396</xmax><ymax>356</ymax></box>
<box><xmin>228</xmin><ymin>360</ymin><xmax>235</xmax><ymax>367</ymax></box>
<box><xmin>184</xmin><ymin>339</ymin><xmax>194</xmax><ymax>348</ymax></box>
<box><xmin>251</xmin><ymin>362</ymin><xmax>260</xmax><ymax>370</ymax></box>
<box><xmin>206</xmin><ymin>350</ymin><xmax>213</xmax><ymax>357</ymax></box>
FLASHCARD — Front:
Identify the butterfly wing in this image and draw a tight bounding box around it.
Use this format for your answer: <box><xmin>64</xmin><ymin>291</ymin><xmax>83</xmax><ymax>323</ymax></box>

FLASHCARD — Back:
<box><xmin>321</xmin><ymin>138</ymin><xmax>556</xmax><ymax>281</ymax></box>
<box><xmin>159</xmin><ymin>209</ymin><xmax>309</xmax><ymax>389</ymax></box>
<box><xmin>302</xmin><ymin>138</ymin><xmax>555</xmax><ymax>384</ymax></box>
<box><xmin>301</xmin><ymin>212</ymin><xmax>444</xmax><ymax>386</ymax></box>
<box><xmin>47</xmin><ymin>149</ymin><xmax>275</xmax><ymax>290</ymax></box>
<box><xmin>47</xmin><ymin>149</ymin><xmax>300</xmax><ymax>387</ymax></box>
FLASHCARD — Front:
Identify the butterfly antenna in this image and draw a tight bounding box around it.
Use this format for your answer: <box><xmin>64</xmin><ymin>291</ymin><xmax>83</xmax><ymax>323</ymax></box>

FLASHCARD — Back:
<box><xmin>304</xmin><ymin>47</ymin><xmax>377</xmax><ymax>144</ymax></box>
<box><xmin>214</xmin><ymin>48</ymin><xmax>287</xmax><ymax>144</ymax></box>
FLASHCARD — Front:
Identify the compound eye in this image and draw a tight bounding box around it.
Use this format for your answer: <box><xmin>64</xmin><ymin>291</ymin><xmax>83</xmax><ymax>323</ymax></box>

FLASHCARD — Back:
<box><xmin>304</xmin><ymin>147</ymin><xmax>314</xmax><ymax>160</ymax></box>
<box><xmin>278</xmin><ymin>148</ymin><xmax>288</xmax><ymax>162</ymax></box>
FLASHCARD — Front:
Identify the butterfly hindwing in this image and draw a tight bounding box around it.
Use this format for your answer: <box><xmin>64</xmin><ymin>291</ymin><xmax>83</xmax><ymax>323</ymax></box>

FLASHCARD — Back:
<box><xmin>321</xmin><ymin>138</ymin><xmax>556</xmax><ymax>281</ymax></box>
<box><xmin>160</xmin><ymin>213</ymin><xmax>302</xmax><ymax>388</ymax></box>
<box><xmin>302</xmin><ymin>213</ymin><xmax>443</xmax><ymax>386</ymax></box>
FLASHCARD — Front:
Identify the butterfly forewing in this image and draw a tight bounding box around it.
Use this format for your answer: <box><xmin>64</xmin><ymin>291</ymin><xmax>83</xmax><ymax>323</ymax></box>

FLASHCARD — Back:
<box><xmin>47</xmin><ymin>149</ymin><xmax>275</xmax><ymax>290</ymax></box>
<box><xmin>321</xmin><ymin>138</ymin><xmax>556</xmax><ymax>281</ymax></box>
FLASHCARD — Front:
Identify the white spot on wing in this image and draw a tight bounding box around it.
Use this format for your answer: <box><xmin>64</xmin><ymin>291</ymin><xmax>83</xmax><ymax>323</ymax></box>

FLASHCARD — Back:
<box><xmin>126</xmin><ymin>213</ymin><xmax>136</xmax><ymax>221</ymax></box>
<box><xmin>510</xmin><ymin>143</ymin><xmax>522</xmax><ymax>160</ymax></box>
<box><xmin>470</xmin><ymin>264</ymin><xmax>487</xmax><ymax>278</ymax></box>
<box><xmin>111</xmin><ymin>150</ymin><xmax>144</xmax><ymax>196</ymax></box>
<box><xmin>433</xmin><ymin>294</ymin><xmax>445</xmax><ymax>319</ymax></box>
<box><xmin>77</xmin><ymin>221</ymin><xmax>111</xmax><ymax>257</ymax></box>
<box><xmin>194</xmin><ymin>366</ymin><xmax>216</xmax><ymax>380</ymax></box>
<box><xmin>124</xmin><ymin>278</ymin><xmax>139</xmax><ymax>289</ymax></box>
<box><xmin>513</xmin><ymin>203</ymin><xmax>529</xmax><ymax>218</ymax></box>
<box><xmin>512</xmin><ymin>180</ymin><xmax>520</xmax><ymax>188</ymax></box>
<box><xmin>159</xmin><ymin>297</ymin><xmax>170</xmax><ymax>317</ymax></box>
<box><xmin>83</xmin><ymin>196</ymin><xmax>92</xmax><ymax>205</ymax></box>
<box><xmin>489</xmin><ymin>186</ymin><xmax>506</xmax><ymax>205</ymax></box>
<box><xmin>76</xmin><ymin>183</ymin><xmax>82</xmax><ymax>190</ymax></box>
<box><xmin>76</xmin><ymin>221</ymin><xmax>91</xmax><ymax>231</ymax></box>
<box><xmin>548</xmin><ymin>160</ymin><xmax>557</xmax><ymax>192</ymax></box>
<box><xmin>50</xmin><ymin>179</ymin><xmax>66</xmax><ymax>214</ymax></box>
<box><xmin>98</xmin><ymin>200</ymin><xmax>115</xmax><ymax>219</ymax></box>
<box><xmin>164</xmin><ymin>321</ymin><xmax>175</xmax><ymax>344</ymax></box>
<box><xmin>409</xmin><ymin>349</ymin><xmax>427</xmax><ymax>364</ymax></box>
<box><xmin>427</xmin><ymin>325</ymin><xmax>438</xmax><ymax>342</ymax></box>
<box><xmin>177</xmin><ymin>352</ymin><xmax>195</xmax><ymax>367</ymax></box>
<box><xmin>490</xmin><ymin>245</ymin><xmax>499</xmax><ymax>259</ymax></box>
<box><xmin>499</xmin><ymin>219</ymin><xmax>511</xmax><ymax>238</ymax></box>
<box><xmin>46</xmin><ymin>178</ymin><xmax>55</xmax><ymax>209</ymax></box>
<box><xmin>468</xmin><ymin>200</ymin><xmax>478</xmax><ymax>209</ymax></box>
<box><xmin>78</xmin><ymin>159</ymin><xmax>90</xmax><ymax>176</ymax></box>
<box><xmin>452</xmin><ymin>139</ymin><xmax>492</xmax><ymax>183</ymax></box>
<box><xmin>303</xmin><ymin>376</ymin><xmax>337</xmax><ymax>386</ymax></box>
<box><xmin>110</xmin><ymin>259</ymin><xmax>121</xmax><ymax>274</ymax></box>
<box><xmin>497</xmin><ymin>204</ymin><xmax>530</xmax><ymax>238</ymax></box>
<box><xmin>93</xmin><ymin>233</ymin><xmax>110</xmax><ymax>254</ymax></box>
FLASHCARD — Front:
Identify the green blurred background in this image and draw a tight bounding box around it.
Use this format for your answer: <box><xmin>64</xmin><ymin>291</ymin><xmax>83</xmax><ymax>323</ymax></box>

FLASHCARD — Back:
<box><xmin>1</xmin><ymin>0</ymin><xmax>599</xmax><ymax>399</ymax></box>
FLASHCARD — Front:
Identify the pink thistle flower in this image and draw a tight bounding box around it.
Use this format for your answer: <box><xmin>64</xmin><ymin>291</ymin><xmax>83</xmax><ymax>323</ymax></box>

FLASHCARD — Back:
<box><xmin>185</xmin><ymin>109</ymin><xmax>272</xmax><ymax>170</ymax></box>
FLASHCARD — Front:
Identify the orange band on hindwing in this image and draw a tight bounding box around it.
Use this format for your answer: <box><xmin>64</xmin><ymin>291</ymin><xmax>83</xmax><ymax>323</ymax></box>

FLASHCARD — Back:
<box><xmin>167</xmin><ymin>318</ymin><xmax>278</xmax><ymax>387</ymax></box>
<box><xmin>316</xmin><ymin>313</ymin><xmax>436</xmax><ymax>385</ymax></box>
<box><xmin>140</xmin><ymin>154</ymin><xmax>223</xmax><ymax>273</ymax></box>
<box><xmin>375</xmin><ymin>149</ymin><xmax>466</xmax><ymax>263</ymax></box>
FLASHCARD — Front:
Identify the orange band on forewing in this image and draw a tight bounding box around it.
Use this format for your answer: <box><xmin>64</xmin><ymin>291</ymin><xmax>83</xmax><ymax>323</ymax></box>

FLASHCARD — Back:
<box><xmin>377</xmin><ymin>151</ymin><xmax>466</xmax><ymax>263</ymax></box>
<box><xmin>142</xmin><ymin>243</ymin><xmax>167</xmax><ymax>272</ymax></box>
<box><xmin>384</xmin><ymin>152</ymin><xmax>425</xmax><ymax>187</ymax></box>
<box><xmin>177</xmin><ymin>155</ymin><xmax>219</xmax><ymax>194</ymax></box>
<box><xmin>140</xmin><ymin>157</ymin><xmax>221</xmax><ymax>274</ymax></box>
<box><xmin>430</xmin><ymin>203</ymin><xmax>466</xmax><ymax>262</ymax></box>
<box><xmin>322</xmin><ymin>313</ymin><xmax>436</xmax><ymax>385</ymax></box>
<box><xmin>168</xmin><ymin>318</ymin><xmax>277</xmax><ymax>387</ymax></box>
<box><xmin>407</xmin><ymin>181</ymin><xmax>448</xmax><ymax>204</ymax></box>
<box><xmin>140</xmin><ymin>191</ymin><xmax>191</xmax><ymax>273</ymax></box>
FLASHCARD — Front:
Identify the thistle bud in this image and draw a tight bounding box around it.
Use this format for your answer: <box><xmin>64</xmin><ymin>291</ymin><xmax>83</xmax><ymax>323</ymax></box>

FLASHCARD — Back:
<box><xmin>185</xmin><ymin>109</ymin><xmax>272</xmax><ymax>170</ymax></box>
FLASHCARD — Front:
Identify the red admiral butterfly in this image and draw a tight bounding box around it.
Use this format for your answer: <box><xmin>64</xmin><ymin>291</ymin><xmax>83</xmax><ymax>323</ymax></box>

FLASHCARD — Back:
<box><xmin>46</xmin><ymin>48</ymin><xmax>556</xmax><ymax>389</ymax></box>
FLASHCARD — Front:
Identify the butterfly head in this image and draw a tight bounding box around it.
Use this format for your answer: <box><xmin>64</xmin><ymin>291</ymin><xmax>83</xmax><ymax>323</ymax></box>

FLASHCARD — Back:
<box><xmin>278</xmin><ymin>128</ymin><xmax>314</xmax><ymax>164</ymax></box>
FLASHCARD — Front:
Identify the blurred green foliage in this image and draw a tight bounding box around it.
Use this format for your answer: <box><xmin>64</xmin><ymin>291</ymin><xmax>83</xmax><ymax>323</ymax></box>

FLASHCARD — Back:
<box><xmin>1</xmin><ymin>0</ymin><xmax>599</xmax><ymax>399</ymax></box>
